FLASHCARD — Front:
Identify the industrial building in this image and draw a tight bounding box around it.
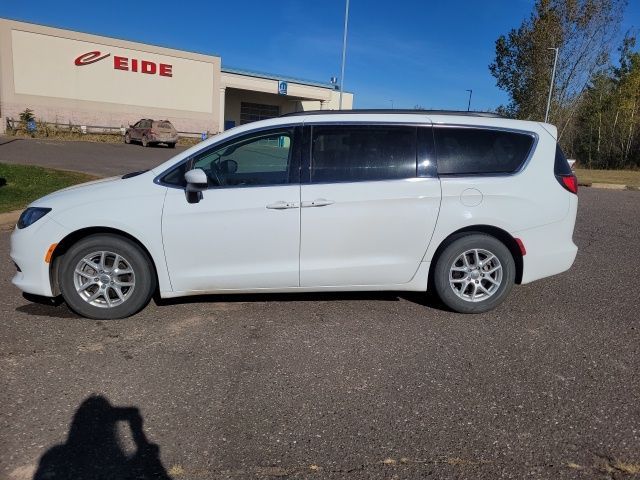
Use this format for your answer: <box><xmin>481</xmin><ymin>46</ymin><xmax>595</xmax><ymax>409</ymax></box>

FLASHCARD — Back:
<box><xmin>0</xmin><ymin>18</ymin><xmax>353</xmax><ymax>134</ymax></box>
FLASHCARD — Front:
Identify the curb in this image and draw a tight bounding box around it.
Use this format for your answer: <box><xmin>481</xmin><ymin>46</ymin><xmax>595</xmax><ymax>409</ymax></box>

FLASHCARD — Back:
<box><xmin>579</xmin><ymin>182</ymin><xmax>640</xmax><ymax>191</ymax></box>
<box><xmin>590</xmin><ymin>182</ymin><xmax>627</xmax><ymax>190</ymax></box>
<box><xmin>0</xmin><ymin>210</ymin><xmax>20</xmax><ymax>230</ymax></box>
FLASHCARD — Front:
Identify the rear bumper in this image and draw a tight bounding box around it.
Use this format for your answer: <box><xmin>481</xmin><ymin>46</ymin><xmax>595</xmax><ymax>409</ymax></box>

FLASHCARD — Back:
<box><xmin>515</xmin><ymin>195</ymin><xmax>578</xmax><ymax>284</ymax></box>
<box><xmin>149</xmin><ymin>134</ymin><xmax>178</xmax><ymax>143</ymax></box>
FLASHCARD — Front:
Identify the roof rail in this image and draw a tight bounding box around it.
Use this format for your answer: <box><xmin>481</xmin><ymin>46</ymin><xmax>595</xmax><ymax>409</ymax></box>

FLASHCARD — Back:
<box><xmin>281</xmin><ymin>109</ymin><xmax>504</xmax><ymax>118</ymax></box>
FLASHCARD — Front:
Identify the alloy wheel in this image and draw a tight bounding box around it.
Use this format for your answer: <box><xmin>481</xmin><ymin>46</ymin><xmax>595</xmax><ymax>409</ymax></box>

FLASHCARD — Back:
<box><xmin>448</xmin><ymin>248</ymin><xmax>503</xmax><ymax>302</ymax></box>
<box><xmin>73</xmin><ymin>250</ymin><xmax>136</xmax><ymax>308</ymax></box>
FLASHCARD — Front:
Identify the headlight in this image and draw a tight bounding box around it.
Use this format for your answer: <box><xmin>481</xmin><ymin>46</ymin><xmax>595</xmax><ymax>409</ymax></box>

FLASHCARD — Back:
<box><xmin>17</xmin><ymin>207</ymin><xmax>52</xmax><ymax>229</ymax></box>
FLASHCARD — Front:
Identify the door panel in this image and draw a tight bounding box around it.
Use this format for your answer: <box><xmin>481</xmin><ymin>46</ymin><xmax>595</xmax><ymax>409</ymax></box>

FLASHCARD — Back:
<box><xmin>300</xmin><ymin>178</ymin><xmax>441</xmax><ymax>287</ymax></box>
<box><xmin>162</xmin><ymin>185</ymin><xmax>300</xmax><ymax>292</ymax></box>
<box><xmin>161</xmin><ymin>126</ymin><xmax>301</xmax><ymax>293</ymax></box>
<box><xmin>131</xmin><ymin>122</ymin><xmax>142</xmax><ymax>140</ymax></box>
<box><xmin>299</xmin><ymin>124</ymin><xmax>441</xmax><ymax>287</ymax></box>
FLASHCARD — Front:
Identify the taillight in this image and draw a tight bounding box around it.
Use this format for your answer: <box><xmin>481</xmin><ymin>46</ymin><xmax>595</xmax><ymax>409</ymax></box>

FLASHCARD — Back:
<box><xmin>556</xmin><ymin>174</ymin><xmax>578</xmax><ymax>194</ymax></box>
<box><xmin>554</xmin><ymin>144</ymin><xmax>578</xmax><ymax>195</ymax></box>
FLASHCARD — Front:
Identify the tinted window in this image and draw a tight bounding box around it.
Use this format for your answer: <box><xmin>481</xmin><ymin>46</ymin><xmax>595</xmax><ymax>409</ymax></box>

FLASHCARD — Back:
<box><xmin>554</xmin><ymin>144</ymin><xmax>573</xmax><ymax>175</ymax></box>
<box><xmin>434</xmin><ymin>127</ymin><xmax>534</xmax><ymax>175</ymax></box>
<box><xmin>161</xmin><ymin>129</ymin><xmax>294</xmax><ymax>188</ymax></box>
<box><xmin>311</xmin><ymin>126</ymin><xmax>416</xmax><ymax>183</ymax></box>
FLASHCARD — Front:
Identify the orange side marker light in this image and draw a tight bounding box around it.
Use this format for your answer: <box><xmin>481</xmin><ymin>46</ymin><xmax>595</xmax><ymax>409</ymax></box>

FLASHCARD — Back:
<box><xmin>45</xmin><ymin>243</ymin><xmax>58</xmax><ymax>263</ymax></box>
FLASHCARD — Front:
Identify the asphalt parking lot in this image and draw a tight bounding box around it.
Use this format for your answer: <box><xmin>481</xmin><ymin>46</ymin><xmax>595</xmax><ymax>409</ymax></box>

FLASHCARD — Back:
<box><xmin>1</xmin><ymin>139</ymin><xmax>640</xmax><ymax>479</ymax></box>
<box><xmin>0</xmin><ymin>135</ymin><xmax>187</xmax><ymax>177</ymax></box>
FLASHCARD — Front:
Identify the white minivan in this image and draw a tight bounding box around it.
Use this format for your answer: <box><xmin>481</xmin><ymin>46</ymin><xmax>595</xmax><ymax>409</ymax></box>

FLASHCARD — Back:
<box><xmin>10</xmin><ymin>111</ymin><xmax>578</xmax><ymax>319</ymax></box>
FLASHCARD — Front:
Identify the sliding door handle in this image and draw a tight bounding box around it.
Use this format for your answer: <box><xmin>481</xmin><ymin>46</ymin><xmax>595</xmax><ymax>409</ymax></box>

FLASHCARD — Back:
<box><xmin>301</xmin><ymin>198</ymin><xmax>335</xmax><ymax>208</ymax></box>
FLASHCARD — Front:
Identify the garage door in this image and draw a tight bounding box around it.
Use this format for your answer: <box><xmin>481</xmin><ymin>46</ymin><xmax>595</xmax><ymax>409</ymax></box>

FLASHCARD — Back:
<box><xmin>240</xmin><ymin>102</ymin><xmax>280</xmax><ymax>125</ymax></box>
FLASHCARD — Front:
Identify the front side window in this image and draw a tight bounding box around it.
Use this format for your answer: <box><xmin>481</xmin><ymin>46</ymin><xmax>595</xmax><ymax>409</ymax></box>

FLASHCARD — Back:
<box><xmin>161</xmin><ymin>129</ymin><xmax>294</xmax><ymax>188</ymax></box>
<box><xmin>310</xmin><ymin>125</ymin><xmax>417</xmax><ymax>183</ymax></box>
<box><xmin>434</xmin><ymin>127</ymin><xmax>535</xmax><ymax>175</ymax></box>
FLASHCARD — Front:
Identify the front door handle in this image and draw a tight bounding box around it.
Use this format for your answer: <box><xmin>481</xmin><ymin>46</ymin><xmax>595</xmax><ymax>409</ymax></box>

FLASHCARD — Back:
<box><xmin>266</xmin><ymin>201</ymin><xmax>298</xmax><ymax>210</ymax></box>
<box><xmin>301</xmin><ymin>198</ymin><xmax>335</xmax><ymax>208</ymax></box>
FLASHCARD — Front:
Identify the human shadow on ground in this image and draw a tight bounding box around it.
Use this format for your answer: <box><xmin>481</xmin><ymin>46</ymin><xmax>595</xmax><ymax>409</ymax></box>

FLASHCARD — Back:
<box><xmin>33</xmin><ymin>395</ymin><xmax>170</xmax><ymax>480</ymax></box>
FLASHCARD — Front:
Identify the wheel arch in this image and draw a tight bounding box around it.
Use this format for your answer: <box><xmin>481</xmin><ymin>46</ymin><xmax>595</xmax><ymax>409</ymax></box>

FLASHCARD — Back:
<box><xmin>427</xmin><ymin>225</ymin><xmax>524</xmax><ymax>289</ymax></box>
<box><xmin>49</xmin><ymin>227</ymin><xmax>159</xmax><ymax>296</ymax></box>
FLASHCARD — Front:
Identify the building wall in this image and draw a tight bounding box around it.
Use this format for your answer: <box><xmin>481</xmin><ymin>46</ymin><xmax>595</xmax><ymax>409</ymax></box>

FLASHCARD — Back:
<box><xmin>0</xmin><ymin>19</ymin><xmax>221</xmax><ymax>133</ymax></box>
<box><xmin>0</xmin><ymin>18</ymin><xmax>354</xmax><ymax>136</ymax></box>
<box><xmin>299</xmin><ymin>91</ymin><xmax>354</xmax><ymax>111</ymax></box>
<box><xmin>221</xmin><ymin>72</ymin><xmax>354</xmax><ymax>129</ymax></box>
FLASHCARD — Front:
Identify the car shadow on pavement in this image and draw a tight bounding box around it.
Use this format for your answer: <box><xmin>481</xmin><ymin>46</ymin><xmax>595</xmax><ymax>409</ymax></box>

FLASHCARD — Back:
<box><xmin>154</xmin><ymin>290</ymin><xmax>403</xmax><ymax>306</ymax></box>
<box><xmin>154</xmin><ymin>291</ymin><xmax>452</xmax><ymax>312</ymax></box>
<box><xmin>33</xmin><ymin>395</ymin><xmax>170</xmax><ymax>480</ymax></box>
<box><xmin>15</xmin><ymin>291</ymin><xmax>450</xmax><ymax>318</ymax></box>
<box><xmin>16</xmin><ymin>293</ymin><xmax>77</xmax><ymax>319</ymax></box>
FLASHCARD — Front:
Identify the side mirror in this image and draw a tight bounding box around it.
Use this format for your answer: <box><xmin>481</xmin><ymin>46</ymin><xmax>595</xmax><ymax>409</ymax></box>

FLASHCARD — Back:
<box><xmin>185</xmin><ymin>168</ymin><xmax>208</xmax><ymax>190</ymax></box>
<box><xmin>184</xmin><ymin>168</ymin><xmax>208</xmax><ymax>204</ymax></box>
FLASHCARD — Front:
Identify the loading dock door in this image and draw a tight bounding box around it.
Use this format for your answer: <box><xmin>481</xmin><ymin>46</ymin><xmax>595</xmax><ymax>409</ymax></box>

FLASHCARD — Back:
<box><xmin>240</xmin><ymin>102</ymin><xmax>280</xmax><ymax>125</ymax></box>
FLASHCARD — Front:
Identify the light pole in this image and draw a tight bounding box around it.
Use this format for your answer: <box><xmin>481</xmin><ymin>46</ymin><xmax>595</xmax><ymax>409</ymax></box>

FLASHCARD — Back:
<box><xmin>545</xmin><ymin>47</ymin><xmax>559</xmax><ymax>123</ymax></box>
<box><xmin>389</xmin><ymin>100</ymin><xmax>394</xmax><ymax>109</ymax></box>
<box><xmin>339</xmin><ymin>0</ymin><xmax>350</xmax><ymax>110</ymax></box>
<box><xmin>465</xmin><ymin>89</ymin><xmax>473</xmax><ymax>112</ymax></box>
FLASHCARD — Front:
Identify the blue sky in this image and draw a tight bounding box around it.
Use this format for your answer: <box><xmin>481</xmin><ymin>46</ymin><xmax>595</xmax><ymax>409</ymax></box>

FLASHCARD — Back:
<box><xmin>1</xmin><ymin>1</ymin><xmax>638</xmax><ymax>110</ymax></box>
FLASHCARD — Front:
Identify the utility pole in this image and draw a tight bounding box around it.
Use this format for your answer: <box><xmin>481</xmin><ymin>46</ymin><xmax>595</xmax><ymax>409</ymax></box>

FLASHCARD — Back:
<box><xmin>339</xmin><ymin>0</ymin><xmax>350</xmax><ymax>110</ymax></box>
<box><xmin>545</xmin><ymin>47</ymin><xmax>559</xmax><ymax>123</ymax></box>
<box><xmin>466</xmin><ymin>89</ymin><xmax>473</xmax><ymax>112</ymax></box>
<box><xmin>389</xmin><ymin>100</ymin><xmax>394</xmax><ymax>109</ymax></box>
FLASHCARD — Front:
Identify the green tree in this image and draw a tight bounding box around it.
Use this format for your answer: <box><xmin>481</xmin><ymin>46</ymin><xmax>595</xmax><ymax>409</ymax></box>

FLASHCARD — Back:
<box><xmin>490</xmin><ymin>0</ymin><xmax>626</xmax><ymax>135</ymax></box>
<box><xmin>19</xmin><ymin>108</ymin><xmax>35</xmax><ymax>124</ymax></box>
<box><xmin>575</xmin><ymin>35</ymin><xmax>640</xmax><ymax>168</ymax></box>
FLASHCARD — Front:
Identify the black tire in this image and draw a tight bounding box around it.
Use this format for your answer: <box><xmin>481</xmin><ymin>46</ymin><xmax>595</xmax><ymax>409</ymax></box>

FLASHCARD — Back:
<box><xmin>433</xmin><ymin>233</ymin><xmax>515</xmax><ymax>313</ymax></box>
<box><xmin>58</xmin><ymin>234</ymin><xmax>156</xmax><ymax>319</ymax></box>
<box><xmin>167</xmin><ymin>142</ymin><xmax>176</xmax><ymax>148</ymax></box>
<box><xmin>124</xmin><ymin>133</ymin><xmax>131</xmax><ymax>144</ymax></box>
<box><xmin>142</xmin><ymin>136</ymin><xmax>149</xmax><ymax>147</ymax></box>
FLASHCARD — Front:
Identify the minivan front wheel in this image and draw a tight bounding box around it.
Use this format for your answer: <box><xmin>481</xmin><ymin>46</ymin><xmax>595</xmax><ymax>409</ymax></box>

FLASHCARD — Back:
<box><xmin>58</xmin><ymin>235</ymin><xmax>156</xmax><ymax>319</ymax></box>
<box><xmin>433</xmin><ymin>234</ymin><xmax>515</xmax><ymax>313</ymax></box>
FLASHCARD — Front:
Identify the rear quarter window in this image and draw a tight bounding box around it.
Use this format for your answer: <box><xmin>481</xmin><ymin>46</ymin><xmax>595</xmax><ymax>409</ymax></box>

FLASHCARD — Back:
<box><xmin>554</xmin><ymin>144</ymin><xmax>573</xmax><ymax>175</ymax></box>
<box><xmin>434</xmin><ymin>127</ymin><xmax>535</xmax><ymax>175</ymax></box>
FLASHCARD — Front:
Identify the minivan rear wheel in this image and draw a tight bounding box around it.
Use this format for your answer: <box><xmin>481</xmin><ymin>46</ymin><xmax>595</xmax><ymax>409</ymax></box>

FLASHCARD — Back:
<box><xmin>58</xmin><ymin>234</ymin><xmax>156</xmax><ymax>319</ymax></box>
<box><xmin>433</xmin><ymin>234</ymin><xmax>515</xmax><ymax>313</ymax></box>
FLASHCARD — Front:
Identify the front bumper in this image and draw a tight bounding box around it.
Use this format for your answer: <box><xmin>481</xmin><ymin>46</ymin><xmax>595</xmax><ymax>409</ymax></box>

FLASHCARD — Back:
<box><xmin>10</xmin><ymin>217</ymin><xmax>69</xmax><ymax>297</ymax></box>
